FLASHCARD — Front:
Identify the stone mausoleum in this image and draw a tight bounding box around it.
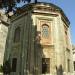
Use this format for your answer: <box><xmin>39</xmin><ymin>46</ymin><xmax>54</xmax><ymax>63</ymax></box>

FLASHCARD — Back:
<box><xmin>4</xmin><ymin>2</ymin><xmax>73</xmax><ymax>75</ymax></box>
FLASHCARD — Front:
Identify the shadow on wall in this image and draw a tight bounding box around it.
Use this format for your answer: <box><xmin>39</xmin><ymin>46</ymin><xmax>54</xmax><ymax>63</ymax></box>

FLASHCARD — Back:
<box><xmin>3</xmin><ymin>10</ymin><xmax>64</xmax><ymax>75</ymax></box>
<box><xmin>56</xmin><ymin>64</ymin><xmax>63</xmax><ymax>75</ymax></box>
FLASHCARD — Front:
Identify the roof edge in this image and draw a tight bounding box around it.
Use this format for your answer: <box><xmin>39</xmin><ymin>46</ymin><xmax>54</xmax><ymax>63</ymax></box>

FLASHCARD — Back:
<box><xmin>13</xmin><ymin>2</ymin><xmax>70</xmax><ymax>25</ymax></box>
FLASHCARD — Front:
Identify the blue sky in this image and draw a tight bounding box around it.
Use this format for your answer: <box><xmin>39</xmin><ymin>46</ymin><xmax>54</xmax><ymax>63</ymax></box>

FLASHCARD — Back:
<box><xmin>17</xmin><ymin>0</ymin><xmax>75</xmax><ymax>44</ymax></box>
<box><xmin>39</xmin><ymin>0</ymin><xmax>75</xmax><ymax>45</ymax></box>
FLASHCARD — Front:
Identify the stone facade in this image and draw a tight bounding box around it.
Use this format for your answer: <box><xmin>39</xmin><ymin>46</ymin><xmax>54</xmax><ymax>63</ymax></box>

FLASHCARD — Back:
<box><xmin>4</xmin><ymin>2</ymin><xmax>73</xmax><ymax>75</ymax></box>
<box><xmin>0</xmin><ymin>11</ymin><xmax>9</xmax><ymax>65</ymax></box>
<box><xmin>72</xmin><ymin>45</ymin><xmax>75</xmax><ymax>74</ymax></box>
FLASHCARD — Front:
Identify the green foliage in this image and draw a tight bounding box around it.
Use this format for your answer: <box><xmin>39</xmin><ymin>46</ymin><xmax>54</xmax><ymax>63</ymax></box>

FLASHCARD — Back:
<box><xmin>0</xmin><ymin>60</ymin><xmax>11</xmax><ymax>74</ymax></box>
<box><xmin>3</xmin><ymin>60</ymin><xmax>11</xmax><ymax>74</ymax></box>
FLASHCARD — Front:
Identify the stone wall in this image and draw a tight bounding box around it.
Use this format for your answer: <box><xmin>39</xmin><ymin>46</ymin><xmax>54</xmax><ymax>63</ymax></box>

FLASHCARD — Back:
<box><xmin>0</xmin><ymin>23</ymin><xmax>8</xmax><ymax>65</ymax></box>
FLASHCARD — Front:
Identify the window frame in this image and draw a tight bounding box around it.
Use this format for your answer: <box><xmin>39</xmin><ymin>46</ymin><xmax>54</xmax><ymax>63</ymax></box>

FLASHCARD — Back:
<box><xmin>13</xmin><ymin>27</ymin><xmax>21</xmax><ymax>43</ymax></box>
<box><xmin>11</xmin><ymin>58</ymin><xmax>17</xmax><ymax>72</ymax></box>
<box><xmin>41</xmin><ymin>24</ymin><xmax>49</xmax><ymax>39</ymax></box>
<box><xmin>42</xmin><ymin>58</ymin><xmax>50</xmax><ymax>74</ymax></box>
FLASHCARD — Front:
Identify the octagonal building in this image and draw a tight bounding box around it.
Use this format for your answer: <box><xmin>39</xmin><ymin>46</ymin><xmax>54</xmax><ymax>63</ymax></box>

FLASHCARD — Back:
<box><xmin>4</xmin><ymin>2</ymin><xmax>73</xmax><ymax>75</ymax></box>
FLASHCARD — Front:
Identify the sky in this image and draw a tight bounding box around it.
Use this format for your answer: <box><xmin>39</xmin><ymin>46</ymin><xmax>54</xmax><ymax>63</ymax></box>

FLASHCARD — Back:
<box><xmin>40</xmin><ymin>0</ymin><xmax>75</xmax><ymax>45</ymax></box>
<box><xmin>17</xmin><ymin>0</ymin><xmax>75</xmax><ymax>45</ymax></box>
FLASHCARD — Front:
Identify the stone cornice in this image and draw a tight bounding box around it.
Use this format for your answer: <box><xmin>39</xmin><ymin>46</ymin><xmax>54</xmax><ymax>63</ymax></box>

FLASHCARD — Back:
<box><xmin>11</xmin><ymin>11</ymin><xmax>28</xmax><ymax>22</ymax></box>
<box><xmin>11</xmin><ymin>2</ymin><xmax>70</xmax><ymax>25</ymax></box>
<box><xmin>32</xmin><ymin>11</ymin><xmax>59</xmax><ymax>17</ymax></box>
<box><xmin>1</xmin><ymin>20</ymin><xmax>9</xmax><ymax>26</ymax></box>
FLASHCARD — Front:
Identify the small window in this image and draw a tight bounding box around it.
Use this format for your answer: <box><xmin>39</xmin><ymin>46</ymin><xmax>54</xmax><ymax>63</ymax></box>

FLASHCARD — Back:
<box><xmin>12</xmin><ymin>58</ymin><xmax>17</xmax><ymax>72</ymax></box>
<box><xmin>42</xmin><ymin>24</ymin><xmax>49</xmax><ymax>38</ymax></box>
<box><xmin>67</xmin><ymin>59</ymin><xmax>70</xmax><ymax>72</ymax></box>
<box><xmin>42</xmin><ymin>58</ymin><xmax>50</xmax><ymax>74</ymax></box>
<box><xmin>74</xmin><ymin>61</ymin><xmax>75</xmax><ymax>71</ymax></box>
<box><xmin>14</xmin><ymin>27</ymin><xmax>20</xmax><ymax>43</ymax></box>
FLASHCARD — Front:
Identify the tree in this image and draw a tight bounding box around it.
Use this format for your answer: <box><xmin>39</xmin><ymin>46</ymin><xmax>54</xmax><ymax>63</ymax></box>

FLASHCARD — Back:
<box><xmin>0</xmin><ymin>0</ymin><xmax>31</xmax><ymax>18</ymax></box>
<box><xmin>0</xmin><ymin>0</ymin><xmax>37</xmax><ymax>13</ymax></box>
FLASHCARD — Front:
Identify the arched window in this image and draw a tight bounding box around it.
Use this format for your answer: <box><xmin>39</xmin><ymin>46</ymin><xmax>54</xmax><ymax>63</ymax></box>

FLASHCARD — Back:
<box><xmin>14</xmin><ymin>27</ymin><xmax>20</xmax><ymax>43</ymax></box>
<box><xmin>42</xmin><ymin>24</ymin><xmax>49</xmax><ymax>38</ymax></box>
